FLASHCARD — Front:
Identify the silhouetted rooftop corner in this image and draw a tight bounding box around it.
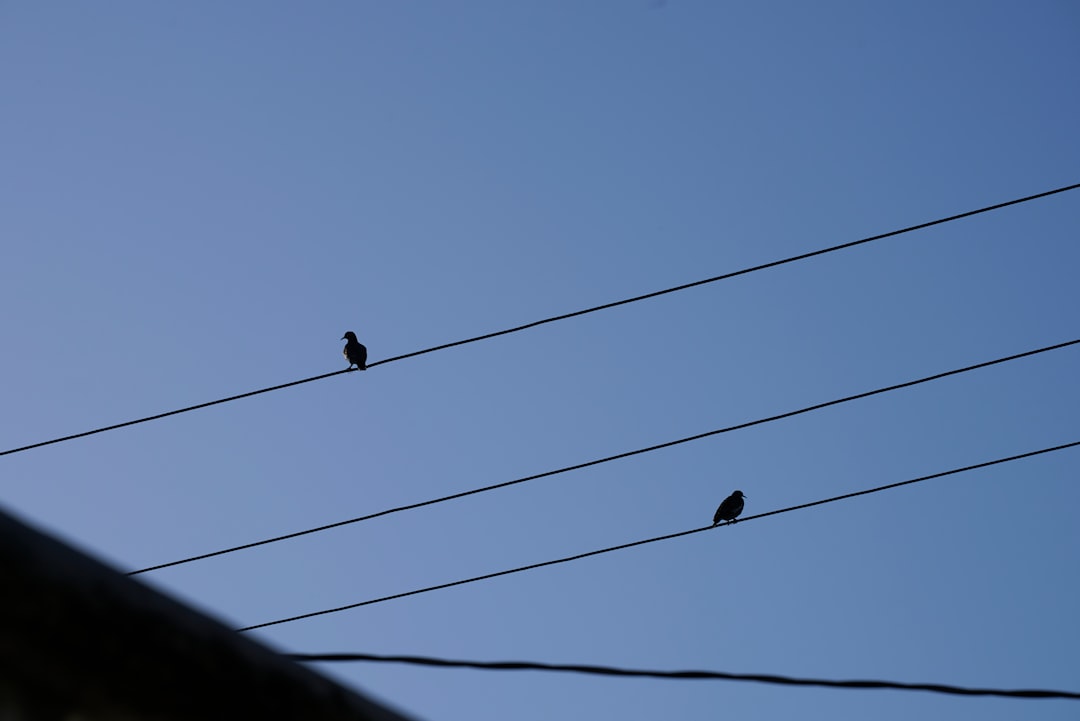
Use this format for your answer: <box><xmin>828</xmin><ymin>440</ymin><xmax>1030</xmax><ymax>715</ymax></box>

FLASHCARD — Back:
<box><xmin>0</xmin><ymin>506</ymin><xmax>417</xmax><ymax>721</ymax></box>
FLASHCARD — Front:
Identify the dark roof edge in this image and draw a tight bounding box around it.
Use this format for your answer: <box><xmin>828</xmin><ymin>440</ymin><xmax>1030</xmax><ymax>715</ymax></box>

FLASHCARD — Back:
<box><xmin>0</xmin><ymin>505</ymin><xmax>418</xmax><ymax>721</ymax></box>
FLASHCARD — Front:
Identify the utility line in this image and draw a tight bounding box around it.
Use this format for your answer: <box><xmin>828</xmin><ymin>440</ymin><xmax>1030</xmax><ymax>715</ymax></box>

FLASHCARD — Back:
<box><xmin>368</xmin><ymin>183</ymin><xmax>1078</xmax><ymax>367</ymax></box>
<box><xmin>131</xmin><ymin>337</ymin><xmax>1080</xmax><ymax>576</ymax></box>
<box><xmin>285</xmin><ymin>652</ymin><xmax>1080</xmax><ymax>701</ymax></box>
<box><xmin>0</xmin><ymin>369</ymin><xmax>351</xmax><ymax>459</ymax></box>
<box><xmin>4</xmin><ymin>182</ymin><xmax>1076</xmax><ymax>460</ymax></box>
<box><xmin>236</xmin><ymin>439</ymin><xmax>1080</xmax><ymax>632</ymax></box>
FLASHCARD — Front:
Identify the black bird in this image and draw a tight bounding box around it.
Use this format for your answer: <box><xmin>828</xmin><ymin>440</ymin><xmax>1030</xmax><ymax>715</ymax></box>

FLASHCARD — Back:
<box><xmin>341</xmin><ymin>331</ymin><xmax>367</xmax><ymax>370</ymax></box>
<box><xmin>713</xmin><ymin>490</ymin><xmax>746</xmax><ymax>526</ymax></box>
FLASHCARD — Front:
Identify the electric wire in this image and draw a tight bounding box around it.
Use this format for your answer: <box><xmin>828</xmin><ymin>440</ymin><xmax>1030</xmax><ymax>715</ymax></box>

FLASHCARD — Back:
<box><xmin>0</xmin><ymin>369</ymin><xmax>350</xmax><ymax>458</ymax></box>
<box><xmin>368</xmin><ymin>182</ymin><xmax>1079</xmax><ymax>367</ymax></box>
<box><xmin>236</xmin><ymin>439</ymin><xmax>1080</xmax><ymax>632</ymax></box>
<box><xmin>4</xmin><ymin>182</ymin><xmax>1077</xmax><ymax>461</ymax></box>
<box><xmin>130</xmin><ymin>337</ymin><xmax>1080</xmax><ymax>576</ymax></box>
<box><xmin>285</xmin><ymin>652</ymin><xmax>1080</xmax><ymax>700</ymax></box>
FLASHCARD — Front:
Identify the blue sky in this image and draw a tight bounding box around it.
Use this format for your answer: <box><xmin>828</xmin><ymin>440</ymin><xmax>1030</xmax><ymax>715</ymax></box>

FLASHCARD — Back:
<box><xmin>3</xmin><ymin>2</ymin><xmax>1079</xmax><ymax>719</ymax></box>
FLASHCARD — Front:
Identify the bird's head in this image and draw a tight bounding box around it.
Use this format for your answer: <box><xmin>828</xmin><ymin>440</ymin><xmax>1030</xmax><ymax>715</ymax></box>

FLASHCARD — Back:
<box><xmin>341</xmin><ymin>331</ymin><xmax>357</xmax><ymax>341</ymax></box>
<box><xmin>732</xmin><ymin>490</ymin><xmax>745</xmax><ymax>498</ymax></box>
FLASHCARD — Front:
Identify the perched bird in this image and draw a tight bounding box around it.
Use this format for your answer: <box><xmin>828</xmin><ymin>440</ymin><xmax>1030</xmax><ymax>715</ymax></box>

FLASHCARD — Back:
<box><xmin>713</xmin><ymin>490</ymin><xmax>746</xmax><ymax>526</ymax></box>
<box><xmin>341</xmin><ymin>331</ymin><xmax>368</xmax><ymax>370</ymax></box>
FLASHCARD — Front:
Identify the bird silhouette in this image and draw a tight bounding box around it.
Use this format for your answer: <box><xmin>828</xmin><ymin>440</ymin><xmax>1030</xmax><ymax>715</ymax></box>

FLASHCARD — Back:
<box><xmin>713</xmin><ymin>490</ymin><xmax>746</xmax><ymax>526</ymax></box>
<box><xmin>341</xmin><ymin>331</ymin><xmax>368</xmax><ymax>370</ymax></box>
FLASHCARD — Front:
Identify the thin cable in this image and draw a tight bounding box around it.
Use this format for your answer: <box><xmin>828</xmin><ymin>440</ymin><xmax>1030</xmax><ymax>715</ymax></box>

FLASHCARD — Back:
<box><xmin>131</xmin><ymin>337</ymin><xmax>1080</xmax><ymax>576</ymax></box>
<box><xmin>371</xmin><ymin>182</ymin><xmax>1080</xmax><ymax>367</ymax></box>
<box><xmin>285</xmin><ymin>652</ymin><xmax>1080</xmax><ymax>700</ymax></box>
<box><xmin>5</xmin><ymin>183</ymin><xmax>1077</xmax><ymax>460</ymax></box>
<box><xmin>236</xmin><ymin>439</ymin><xmax>1080</xmax><ymax>632</ymax></box>
<box><xmin>0</xmin><ymin>369</ymin><xmax>351</xmax><ymax>458</ymax></box>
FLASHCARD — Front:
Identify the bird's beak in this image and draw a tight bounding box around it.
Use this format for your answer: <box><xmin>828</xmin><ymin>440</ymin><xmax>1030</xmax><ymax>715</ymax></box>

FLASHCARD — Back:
<box><xmin>340</xmin><ymin>335</ymin><xmax>346</xmax><ymax>340</ymax></box>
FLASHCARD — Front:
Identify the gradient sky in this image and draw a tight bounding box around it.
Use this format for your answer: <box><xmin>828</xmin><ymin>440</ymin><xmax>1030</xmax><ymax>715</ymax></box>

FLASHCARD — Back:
<box><xmin>3</xmin><ymin>3</ymin><xmax>1079</xmax><ymax>720</ymax></box>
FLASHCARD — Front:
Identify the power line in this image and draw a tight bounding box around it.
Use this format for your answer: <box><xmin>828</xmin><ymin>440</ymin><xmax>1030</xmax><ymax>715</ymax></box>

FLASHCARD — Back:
<box><xmin>285</xmin><ymin>652</ymin><xmax>1080</xmax><ymax>701</ymax></box>
<box><xmin>4</xmin><ymin>183</ymin><xmax>1077</xmax><ymax>460</ymax></box>
<box><xmin>0</xmin><ymin>369</ymin><xmax>351</xmax><ymax>459</ymax></box>
<box><xmin>368</xmin><ymin>183</ymin><xmax>1079</xmax><ymax>366</ymax></box>
<box><xmin>236</xmin><ymin>439</ymin><xmax>1080</xmax><ymax>632</ymax></box>
<box><xmin>130</xmin><ymin>337</ymin><xmax>1080</xmax><ymax>576</ymax></box>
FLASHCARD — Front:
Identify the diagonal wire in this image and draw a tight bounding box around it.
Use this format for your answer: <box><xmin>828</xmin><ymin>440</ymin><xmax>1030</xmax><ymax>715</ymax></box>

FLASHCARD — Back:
<box><xmin>129</xmin><ymin>337</ymin><xmax>1080</xmax><ymax>576</ymax></box>
<box><xmin>372</xmin><ymin>182</ymin><xmax>1080</xmax><ymax>367</ymax></box>
<box><xmin>0</xmin><ymin>369</ymin><xmax>351</xmax><ymax>458</ymax></box>
<box><xmin>4</xmin><ymin>182</ymin><xmax>1077</xmax><ymax>460</ymax></box>
<box><xmin>236</xmin><ymin>439</ymin><xmax>1080</xmax><ymax>632</ymax></box>
<box><xmin>285</xmin><ymin>652</ymin><xmax>1080</xmax><ymax>700</ymax></box>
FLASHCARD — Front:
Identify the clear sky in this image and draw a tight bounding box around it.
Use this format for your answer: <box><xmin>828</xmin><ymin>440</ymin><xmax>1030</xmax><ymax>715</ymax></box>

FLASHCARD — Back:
<box><xmin>3</xmin><ymin>2</ymin><xmax>1079</xmax><ymax>719</ymax></box>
